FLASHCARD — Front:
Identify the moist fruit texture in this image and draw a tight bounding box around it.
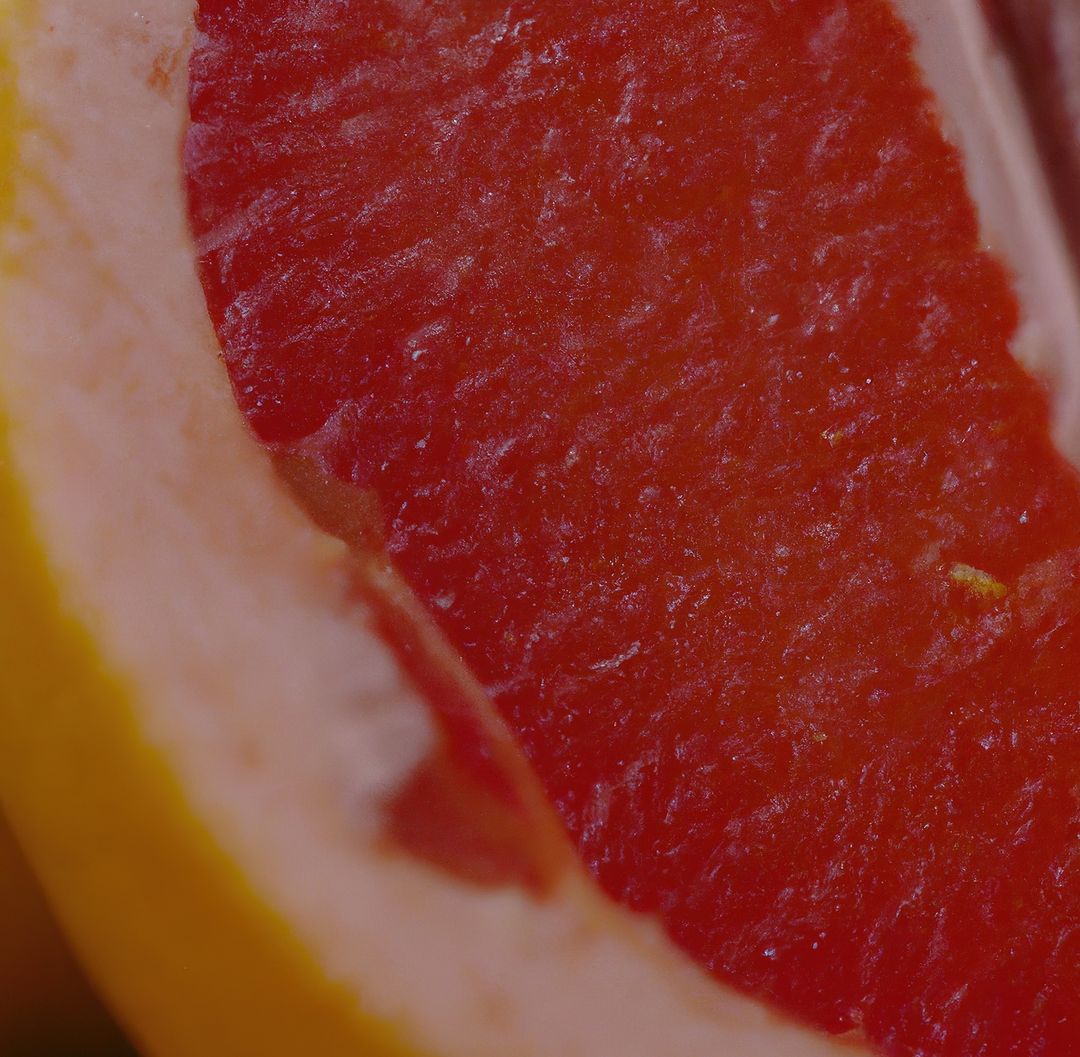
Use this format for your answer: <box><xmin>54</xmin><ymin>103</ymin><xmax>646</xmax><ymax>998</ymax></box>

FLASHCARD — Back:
<box><xmin>186</xmin><ymin>2</ymin><xmax>1080</xmax><ymax>1055</ymax></box>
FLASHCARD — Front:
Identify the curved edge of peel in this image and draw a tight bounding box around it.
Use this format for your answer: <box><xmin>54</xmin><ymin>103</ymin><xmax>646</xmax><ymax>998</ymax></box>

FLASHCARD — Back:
<box><xmin>0</xmin><ymin>8</ymin><xmax>131</xmax><ymax>1054</ymax></box>
<box><xmin>0</xmin><ymin>7</ymin><xmax>421</xmax><ymax>1056</ymax></box>
<box><xmin>0</xmin><ymin>447</ymin><xmax>427</xmax><ymax>1057</ymax></box>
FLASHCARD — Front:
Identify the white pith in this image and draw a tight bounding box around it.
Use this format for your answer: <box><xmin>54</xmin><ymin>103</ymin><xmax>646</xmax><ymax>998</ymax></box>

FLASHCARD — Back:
<box><xmin>1</xmin><ymin>1</ymin><xmax>1075</xmax><ymax>1056</ymax></box>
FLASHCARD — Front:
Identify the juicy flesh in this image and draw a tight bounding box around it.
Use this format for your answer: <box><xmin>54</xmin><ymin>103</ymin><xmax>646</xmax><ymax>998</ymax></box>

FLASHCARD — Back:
<box><xmin>186</xmin><ymin>2</ymin><xmax>1080</xmax><ymax>1055</ymax></box>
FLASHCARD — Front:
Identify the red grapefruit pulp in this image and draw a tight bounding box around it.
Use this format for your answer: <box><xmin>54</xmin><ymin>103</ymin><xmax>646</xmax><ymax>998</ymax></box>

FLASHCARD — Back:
<box><xmin>186</xmin><ymin>3</ymin><xmax>1080</xmax><ymax>1055</ymax></box>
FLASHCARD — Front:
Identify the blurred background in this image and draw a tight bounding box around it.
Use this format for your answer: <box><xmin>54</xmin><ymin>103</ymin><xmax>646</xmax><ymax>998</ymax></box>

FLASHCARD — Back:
<box><xmin>0</xmin><ymin>810</ymin><xmax>135</xmax><ymax>1057</ymax></box>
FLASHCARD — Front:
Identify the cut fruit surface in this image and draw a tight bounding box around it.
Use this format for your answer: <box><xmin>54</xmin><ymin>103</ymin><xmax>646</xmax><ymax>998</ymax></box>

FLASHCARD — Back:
<box><xmin>186</xmin><ymin>3</ymin><xmax>1080</xmax><ymax>1056</ymax></box>
<box><xmin>4</xmin><ymin>1</ymin><xmax>1080</xmax><ymax>1057</ymax></box>
<box><xmin>0</xmin><ymin>1</ymin><xmax>865</xmax><ymax>1056</ymax></box>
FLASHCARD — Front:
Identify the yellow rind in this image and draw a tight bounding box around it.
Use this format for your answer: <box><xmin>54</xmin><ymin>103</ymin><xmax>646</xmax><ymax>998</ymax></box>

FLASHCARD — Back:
<box><xmin>0</xmin><ymin>8</ymin><xmax>106</xmax><ymax>1050</ymax></box>
<box><xmin>0</xmin><ymin>8</ymin><xmax>422</xmax><ymax>1056</ymax></box>
<box><xmin>0</xmin><ymin>9</ymin><xmax>128</xmax><ymax>1053</ymax></box>
<box><xmin>0</xmin><ymin>439</ymin><xmax>425</xmax><ymax>1057</ymax></box>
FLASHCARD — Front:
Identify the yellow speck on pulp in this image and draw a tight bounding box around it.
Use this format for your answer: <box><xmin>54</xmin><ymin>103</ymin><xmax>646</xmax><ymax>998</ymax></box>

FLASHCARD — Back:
<box><xmin>949</xmin><ymin>563</ymin><xmax>1007</xmax><ymax>601</ymax></box>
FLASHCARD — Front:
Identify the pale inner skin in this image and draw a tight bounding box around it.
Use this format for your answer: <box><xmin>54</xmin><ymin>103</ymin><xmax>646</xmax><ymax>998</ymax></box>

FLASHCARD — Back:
<box><xmin>1</xmin><ymin>1</ymin><xmax>1075</xmax><ymax>1056</ymax></box>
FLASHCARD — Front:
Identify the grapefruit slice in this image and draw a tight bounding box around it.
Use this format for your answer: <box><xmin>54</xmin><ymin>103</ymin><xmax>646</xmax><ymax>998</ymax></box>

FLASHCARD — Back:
<box><xmin>0</xmin><ymin>2</ymin><xmax>860</xmax><ymax>1055</ymax></box>
<box><xmin>1</xmin><ymin>2</ymin><xmax>1079</xmax><ymax>1057</ymax></box>
<box><xmin>186</xmin><ymin>1</ymin><xmax>1080</xmax><ymax>1054</ymax></box>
